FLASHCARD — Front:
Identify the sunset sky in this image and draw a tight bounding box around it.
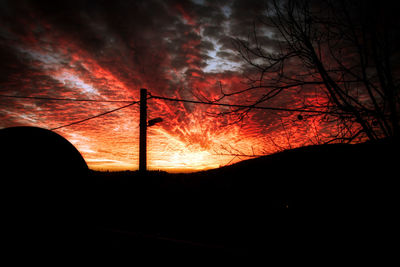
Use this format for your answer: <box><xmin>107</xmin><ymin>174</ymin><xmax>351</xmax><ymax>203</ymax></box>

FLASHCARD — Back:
<box><xmin>0</xmin><ymin>0</ymin><xmax>336</xmax><ymax>172</ymax></box>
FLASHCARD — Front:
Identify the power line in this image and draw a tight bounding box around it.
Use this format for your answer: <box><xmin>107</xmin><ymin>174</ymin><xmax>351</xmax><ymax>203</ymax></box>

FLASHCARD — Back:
<box><xmin>2</xmin><ymin>91</ymin><xmax>348</xmax><ymax>131</ymax></box>
<box><xmin>0</xmin><ymin>94</ymin><xmax>134</xmax><ymax>103</ymax></box>
<box><xmin>50</xmin><ymin>100</ymin><xmax>140</xmax><ymax>130</ymax></box>
<box><xmin>1</xmin><ymin>93</ymin><xmax>346</xmax><ymax>115</ymax></box>
<box><xmin>149</xmin><ymin>94</ymin><xmax>345</xmax><ymax>115</ymax></box>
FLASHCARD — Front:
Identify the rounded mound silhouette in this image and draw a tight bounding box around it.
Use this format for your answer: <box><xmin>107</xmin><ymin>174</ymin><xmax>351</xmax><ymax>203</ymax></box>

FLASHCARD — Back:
<box><xmin>0</xmin><ymin>126</ymin><xmax>88</xmax><ymax>176</ymax></box>
<box><xmin>1</xmin><ymin>127</ymin><xmax>91</xmax><ymax>255</ymax></box>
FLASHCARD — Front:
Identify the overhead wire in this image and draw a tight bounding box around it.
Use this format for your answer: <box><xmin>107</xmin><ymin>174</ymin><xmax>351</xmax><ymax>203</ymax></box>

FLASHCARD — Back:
<box><xmin>0</xmin><ymin>93</ymin><xmax>343</xmax><ymax>115</ymax></box>
<box><xmin>2</xmin><ymin>90</ymin><xmax>348</xmax><ymax>169</ymax></box>
<box><xmin>50</xmin><ymin>100</ymin><xmax>140</xmax><ymax>130</ymax></box>
<box><xmin>0</xmin><ymin>94</ymin><xmax>139</xmax><ymax>130</ymax></box>
<box><xmin>2</xmin><ymin>90</ymin><xmax>349</xmax><ymax>131</ymax></box>
<box><xmin>148</xmin><ymin>94</ymin><xmax>347</xmax><ymax>115</ymax></box>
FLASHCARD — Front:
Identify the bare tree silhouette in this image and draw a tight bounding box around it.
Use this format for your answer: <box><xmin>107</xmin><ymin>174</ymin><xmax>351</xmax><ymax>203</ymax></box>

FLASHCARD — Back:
<box><xmin>224</xmin><ymin>0</ymin><xmax>400</xmax><ymax>143</ymax></box>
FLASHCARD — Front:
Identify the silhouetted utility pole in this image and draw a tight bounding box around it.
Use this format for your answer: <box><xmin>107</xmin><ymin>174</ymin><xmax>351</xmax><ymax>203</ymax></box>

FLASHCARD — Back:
<box><xmin>139</xmin><ymin>88</ymin><xmax>147</xmax><ymax>173</ymax></box>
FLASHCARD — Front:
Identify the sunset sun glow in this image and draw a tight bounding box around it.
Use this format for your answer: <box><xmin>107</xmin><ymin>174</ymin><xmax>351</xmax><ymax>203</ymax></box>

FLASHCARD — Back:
<box><xmin>0</xmin><ymin>0</ymin><xmax>347</xmax><ymax>172</ymax></box>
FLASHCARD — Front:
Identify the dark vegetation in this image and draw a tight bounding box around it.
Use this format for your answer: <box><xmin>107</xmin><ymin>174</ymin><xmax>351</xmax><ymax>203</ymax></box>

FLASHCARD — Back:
<box><xmin>1</xmin><ymin>126</ymin><xmax>398</xmax><ymax>260</ymax></box>
<box><xmin>230</xmin><ymin>0</ymin><xmax>400</xmax><ymax>143</ymax></box>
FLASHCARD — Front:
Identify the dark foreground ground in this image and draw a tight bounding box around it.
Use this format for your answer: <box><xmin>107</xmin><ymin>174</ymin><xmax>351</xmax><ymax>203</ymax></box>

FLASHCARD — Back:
<box><xmin>89</xmin><ymin>140</ymin><xmax>397</xmax><ymax>258</ymax></box>
<box><xmin>3</xmin><ymin>140</ymin><xmax>399</xmax><ymax>260</ymax></box>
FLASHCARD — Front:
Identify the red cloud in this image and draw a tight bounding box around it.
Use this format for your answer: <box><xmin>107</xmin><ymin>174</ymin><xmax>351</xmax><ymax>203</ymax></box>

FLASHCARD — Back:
<box><xmin>0</xmin><ymin>0</ymin><xmax>343</xmax><ymax>172</ymax></box>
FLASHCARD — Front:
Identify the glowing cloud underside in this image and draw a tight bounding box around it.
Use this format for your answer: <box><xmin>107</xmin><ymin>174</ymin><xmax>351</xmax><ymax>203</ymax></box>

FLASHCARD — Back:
<box><xmin>0</xmin><ymin>1</ymin><xmax>335</xmax><ymax>172</ymax></box>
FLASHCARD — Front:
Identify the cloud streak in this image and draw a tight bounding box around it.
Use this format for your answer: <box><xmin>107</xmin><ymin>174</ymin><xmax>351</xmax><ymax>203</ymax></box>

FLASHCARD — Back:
<box><xmin>0</xmin><ymin>0</ymin><xmax>338</xmax><ymax>171</ymax></box>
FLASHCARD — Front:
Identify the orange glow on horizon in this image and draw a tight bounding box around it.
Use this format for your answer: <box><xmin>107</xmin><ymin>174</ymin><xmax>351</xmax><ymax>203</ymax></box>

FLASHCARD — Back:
<box><xmin>52</xmin><ymin>92</ymin><xmax>334</xmax><ymax>173</ymax></box>
<box><xmin>0</xmin><ymin>2</ymin><xmax>339</xmax><ymax>173</ymax></box>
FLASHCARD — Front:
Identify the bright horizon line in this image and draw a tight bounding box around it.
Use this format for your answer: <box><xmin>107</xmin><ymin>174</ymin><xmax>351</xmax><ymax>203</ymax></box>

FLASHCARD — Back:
<box><xmin>88</xmin><ymin>165</ymin><xmax>220</xmax><ymax>173</ymax></box>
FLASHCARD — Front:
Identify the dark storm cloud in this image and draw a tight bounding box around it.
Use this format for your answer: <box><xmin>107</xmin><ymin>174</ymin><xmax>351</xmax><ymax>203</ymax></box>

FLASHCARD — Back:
<box><xmin>228</xmin><ymin>0</ymin><xmax>269</xmax><ymax>36</ymax></box>
<box><xmin>0</xmin><ymin>0</ymin><xmax>277</xmax><ymax>120</ymax></box>
<box><xmin>197</xmin><ymin>40</ymin><xmax>214</xmax><ymax>51</ymax></box>
<box><xmin>0</xmin><ymin>0</ymin><xmax>275</xmax><ymax>87</ymax></box>
<box><xmin>193</xmin><ymin>0</ymin><xmax>227</xmax><ymax>24</ymax></box>
<box><xmin>0</xmin><ymin>44</ymin><xmax>28</xmax><ymax>85</ymax></box>
<box><xmin>0</xmin><ymin>1</ymin><xmax>163</xmax><ymax>96</ymax></box>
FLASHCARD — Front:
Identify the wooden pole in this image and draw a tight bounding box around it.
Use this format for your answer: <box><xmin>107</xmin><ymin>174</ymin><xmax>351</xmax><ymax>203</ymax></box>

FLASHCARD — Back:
<box><xmin>139</xmin><ymin>88</ymin><xmax>147</xmax><ymax>173</ymax></box>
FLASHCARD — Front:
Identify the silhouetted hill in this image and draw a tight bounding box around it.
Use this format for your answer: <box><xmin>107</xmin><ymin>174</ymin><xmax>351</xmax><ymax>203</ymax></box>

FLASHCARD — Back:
<box><xmin>1</xmin><ymin>126</ymin><xmax>88</xmax><ymax>175</ymax></box>
<box><xmin>196</xmin><ymin>139</ymin><xmax>398</xmax><ymax>206</ymax></box>
<box><xmin>1</xmin><ymin>126</ymin><xmax>90</xmax><ymax>258</ymax></box>
<box><xmin>90</xmin><ymin>139</ymin><xmax>399</xmax><ymax>223</ymax></box>
<box><xmin>89</xmin><ymin>140</ymin><xmax>398</xmax><ymax>257</ymax></box>
<box><xmin>95</xmin><ymin>140</ymin><xmax>397</xmax><ymax>207</ymax></box>
<box><xmin>2</xmin><ymin>128</ymin><xmax>397</xmax><ymax>259</ymax></box>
